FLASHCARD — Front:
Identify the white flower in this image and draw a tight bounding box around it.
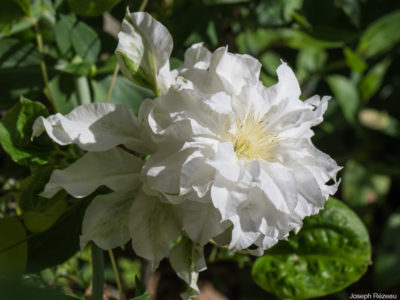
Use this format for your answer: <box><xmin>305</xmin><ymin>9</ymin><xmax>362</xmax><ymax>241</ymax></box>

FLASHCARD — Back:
<box><xmin>141</xmin><ymin>44</ymin><xmax>341</xmax><ymax>253</ymax></box>
<box><xmin>116</xmin><ymin>10</ymin><xmax>175</xmax><ymax>96</ymax></box>
<box><xmin>32</xmin><ymin>103</ymin><xmax>182</xmax><ymax>269</ymax></box>
<box><xmin>32</xmin><ymin>11</ymin><xmax>341</xmax><ymax>299</ymax></box>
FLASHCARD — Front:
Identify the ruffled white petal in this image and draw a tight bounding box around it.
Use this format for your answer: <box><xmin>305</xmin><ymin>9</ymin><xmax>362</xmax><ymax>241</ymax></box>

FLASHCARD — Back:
<box><xmin>116</xmin><ymin>10</ymin><xmax>173</xmax><ymax>95</ymax></box>
<box><xmin>129</xmin><ymin>190</ymin><xmax>181</xmax><ymax>269</ymax></box>
<box><xmin>32</xmin><ymin>103</ymin><xmax>148</xmax><ymax>153</ymax></box>
<box><xmin>80</xmin><ymin>191</ymin><xmax>135</xmax><ymax>249</ymax></box>
<box><xmin>41</xmin><ymin>148</ymin><xmax>142</xmax><ymax>198</ymax></box>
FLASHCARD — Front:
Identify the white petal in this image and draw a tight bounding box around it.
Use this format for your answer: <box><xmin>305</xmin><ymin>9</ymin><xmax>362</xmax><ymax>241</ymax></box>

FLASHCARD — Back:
<box><xmin>116</xmin><ymin>11</ymin><xmax>173</xmax><ymax>95</ymax></box>
<box><xmin>262</xmin><ymin>62</ymin><xmax>301</xmax><ymax>102</ymax></box>
<box><xmin>206</xmin><ymin>142</ymin><xmax>240</xmax><ymax>182</ymax></box>
<box><xmin>41</xmin><ymin>148</ymin><xmax>142</xmax><ymax>198</ymax></box>
<box><xmin>80</xmin><ymin>191</ymin><xmax>135</xmax><ymax>250</ymax></box>
<box><xmin>215</xmin><ymin>51</ymin><xmax>261</xmax><ymax>95</ymax></box>
<box><xmin>169</xmin><ymin>237</ymin><xmax>206</xmax><ymax>299</ymax></box>
<box><xmin>181</xmin><ymin>42</ymin><xmax>212</xmax><ymax>70</ymax></box>
<box><xmin>32</xmin><ymin>103</ymin><xmax>148</xmax><ymax>153</ymax></box>
<box><xmin>179</xmin><ymin>201</ymin><xmax>229</xmax><ymax>245</ymax></box>
<box><xmin>130</xmin><ymin>191</ymin><xmax>181</xmax><ymax>269</ymax></box>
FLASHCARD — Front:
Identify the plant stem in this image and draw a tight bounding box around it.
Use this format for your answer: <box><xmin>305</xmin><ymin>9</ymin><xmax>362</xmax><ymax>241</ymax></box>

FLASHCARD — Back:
<box><xmin>33</xmin><ymin>22</ymin><xmax>57</xmax><ymax>112</ymax></box>
<box><xmin>106</xmin><ymin>64</ymin><xmax>119</xmax><ymax>103</ymax></box>
<box><xmin>139</xmin><ymin>0</ymin><xmax>149</xmax><ymax>12</ymax></box>
<box><xmin>75</xmin><ymin>76</ymin><xmax>91</xmax><ymax>105</ymax></box>
<box><xmin>91</xmin><ymin>242</ymin><xmax>104</xmax><ymax>300</ymax></box>
<box><xmin>108</xmin><ymin>249</ymin><xmax>124</xmax><ymax>300</ymax></box>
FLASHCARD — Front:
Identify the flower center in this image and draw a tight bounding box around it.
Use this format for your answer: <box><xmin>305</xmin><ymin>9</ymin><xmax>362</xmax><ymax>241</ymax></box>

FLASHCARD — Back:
<box><xmin>231</xmin><ymin>113</ymin><xmax>278</xmax><ymax>161</ymax></box>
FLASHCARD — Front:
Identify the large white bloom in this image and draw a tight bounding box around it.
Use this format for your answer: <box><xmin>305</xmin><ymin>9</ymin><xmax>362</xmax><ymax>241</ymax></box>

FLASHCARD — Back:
<box><xmin>32</xmin><ymin>10</ymin><xmax>341</xmax><ymax>298</ymax></box>
<box><xmin>140</xmin><ymin>44</ymin><xmax>341</xmax><ymax>253</ymax></box>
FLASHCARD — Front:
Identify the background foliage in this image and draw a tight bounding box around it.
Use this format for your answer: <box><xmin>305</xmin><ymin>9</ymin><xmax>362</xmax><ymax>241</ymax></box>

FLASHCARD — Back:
<box><xmin>0</xmin><ymin>0</ymin><xmax>399</xmax><ymax>299</ymax></box>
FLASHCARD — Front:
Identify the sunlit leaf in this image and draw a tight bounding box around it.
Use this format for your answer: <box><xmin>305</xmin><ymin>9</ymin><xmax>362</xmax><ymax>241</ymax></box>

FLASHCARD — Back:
<box><xmin>252</xmin><ymin>198</ymin><xmax>371</xmax><ymax>299</ymax></box>
<box><xmin>0</xmin><ymin>97</ymin><xmax>53</xmax><ymax>166</ymax></box>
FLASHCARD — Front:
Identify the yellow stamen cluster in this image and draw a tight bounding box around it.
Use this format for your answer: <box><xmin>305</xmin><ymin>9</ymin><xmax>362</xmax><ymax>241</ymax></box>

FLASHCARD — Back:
<box><xmin>231</xmin><ymin>113</ymin><xmax>278</xmax><ymax>161</ymax></box>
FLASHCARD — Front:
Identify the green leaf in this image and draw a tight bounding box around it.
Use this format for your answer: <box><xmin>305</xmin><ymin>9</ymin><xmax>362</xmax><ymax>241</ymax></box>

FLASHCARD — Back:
<box><xmin>131</xmin><ymin>276</ymin><xmax>150</xmax><ymax>300</ymax></box>
<box><xmin>0</xmin><ymin>217</ymin><xmax>27</xmax><ymax>280</ymax></box>
<box><xmin>358</xmin><ymin>10</ymin><xmax>400</xmax><ymax>58</ymax></box>
<box><xmin>53</xmin><ymin>14</ymin><xmax>75</xmax><ymax>56</ymax></box>
<box><xmin>260</xmin><ymin>51</ymin><xmax>281</xmax><ymax>77</ymax></box>
<box><xmin>326</xmin><ymin>75</ymin><xmax>360</xmax><ymax>125</ymax></box>
<box><xmin>358</xmin><ymin>58</ymin><xmax>391</xmax><ymax>103</ymax></box>
<box><xmin>334</xmin><ymin>0</ymin><xmax>360</xmax><ymax>27</ymax></box>
<box><xmin>91</xmin><ymin>75</ymin><xmax>153</xmax><ymax>113</ymax></box>
<box><xmin>70</xmin><ymin>20</ymin><xmax>101</xmax><ymax>63</ymax></box>
<box><xmin>0</xmin><ymin>278</ymin><xmax>78</xmax><ymax>300</ymax></box>
<box><xmin>26</xmin><ymin>197</ymin><xmax>91</xmax><ymax>273</ymax></box>
<box><xmin>252</xmin><ymin>198</ymin><xmax>371</xmax><ymax>299</ymax></box>
<box><xmin>374</xmin><ymin>211</ymin><xmax>400</xmax><ymax>290</ymax></box>
<box><xmin>67</xmin><ymin>0</ymin><xmax>121</xmax><ymax>17</ymax></box>
<box><xmin>0</xmin><ymin>0</ymin><xmax>28</xmax><ymax>26</ymax></box>
<box><xmin>55</xmin><ymin>61</ymin><xmax>93</xmax><ymax>76</ymax></box>
<box><xmin>0</xmin><ymin>39</ymin><xmax>42</xmax><ymax>107</ymax></box>
<box><xmin>236</xmin><ymin>28</ymin><xmax>342</xmax><ymax>56</ymax></box>
<box><xmin>343</xmin><ymin>47</ymin><xmax>367</xmax><ymax>73</ymax></box>
<box><xmin>48</xmin><ymin>74</ymin><xmax>79</xmax><ymax>114</ymax></box>
<box><xmin>0</xmin><ymin>97</ymin><xmax>53</xmax><ymax>166</ymax></box>
<box><xmin>296</xmin><ymin>47</ymin><xmax>327</xmax><ymax>82</ymax></box>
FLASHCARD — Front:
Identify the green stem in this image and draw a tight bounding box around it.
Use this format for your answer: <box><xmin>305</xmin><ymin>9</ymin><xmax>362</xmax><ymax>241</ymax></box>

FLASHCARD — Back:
<box><xmin>138</xmin><ymin>0</ymin><xmax>149</xmax><ymax>12</ymax></box>
<box><xmin>108</xmin><ymin>249</ymin><xmax>124</xmax><ymax>300</ymax></box>
<box><xmin>75</xmin><ymin>76</ymin><xmax>91</xmax><ymax>105</ymax></box>
<box><xmin>106</xmin><ymin>64</ymin><xmax>119</xmax><ymax>103</ymax></box>
<box><xmin>33</xmin><ymin>22</ymin><xmax>57</xmax><ymax>112</ymax></box>
<box><xmin>91</xmin><ymin>243</ymin><xmax>104</xmax><ymax>300</ymax></box>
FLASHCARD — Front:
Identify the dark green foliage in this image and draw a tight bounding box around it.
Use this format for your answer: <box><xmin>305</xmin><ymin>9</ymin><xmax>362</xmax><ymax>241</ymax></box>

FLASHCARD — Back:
<box><xmin>0</xmin><ymin>97</ymin><xmax>53</xmax><ymax>166</ymax></box>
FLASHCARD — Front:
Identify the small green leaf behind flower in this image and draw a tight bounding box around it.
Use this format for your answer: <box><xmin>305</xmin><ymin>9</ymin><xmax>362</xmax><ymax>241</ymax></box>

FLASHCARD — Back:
<box><xmin>252</xmin><ymin>198</ymin><xmax>371</xmax><ymax>299</ymax></box>
<box><xmin>0</xmin><ymin>97</ymin><xmax>54</xmax><ymax>166</ymax></box>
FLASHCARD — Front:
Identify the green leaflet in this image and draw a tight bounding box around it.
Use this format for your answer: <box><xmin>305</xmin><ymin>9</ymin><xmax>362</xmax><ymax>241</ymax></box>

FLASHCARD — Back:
<box><xmin>0</xmin><ymin>217</ymin><xmax>27</xmax><ymax>280</ymax></box>
<box><xmin>326</xmin><ymin>75</ymin><xmax>360</xmax><ymax>125</ymax></box>
<box><xmin>358</xmin><ymin>10</ymin><xmax>400</xmax><ymax>58</ymax></box>
<box><xmin>252</xmin><ymin>198</ymin><xmax>371</xmax><ymax>300</ymax></box>
<box><xmin>0</xmin><ymin>97</ymin><xmax>53</xmax><ymax>166</ymax></box>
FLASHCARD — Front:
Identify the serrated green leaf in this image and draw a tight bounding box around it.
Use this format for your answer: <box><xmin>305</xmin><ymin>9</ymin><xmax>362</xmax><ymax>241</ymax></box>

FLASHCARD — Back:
<box><xmin>0</xmin><ymin>217</ymin><xmax>27</xmax><ymax>280</ymax></box>
<box><xmin>55</xmin><ymin>61</ymin><xmax>93</xmax><ymax>76</ymax></box>
<box><xmin>0</xmin><ymin>97</ymin><xmax>53</xmax><ymax>166</ymax></box>
<box><xmin>358</xmin><ymin>10</ymin><xmax>400</xmax><ymax>58</ymax></box>
<box><xmin>67</xmin><ymin>0</ymin><xmax>121</xmax><ymax>17</ymax></box>
<box><xmin>252</xmin><ymin>198</ymin><xmax>371</xmax><ymax>300</ymax></box>
<box><xmin>70</xmin><ymin>20</ymin><xmax>101</xmax><ymax>63</ymax></box>
<box><xmin>326</xmin><ymin>75</ymin><xmax>360</xmax><ymax>124</ymax></box>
